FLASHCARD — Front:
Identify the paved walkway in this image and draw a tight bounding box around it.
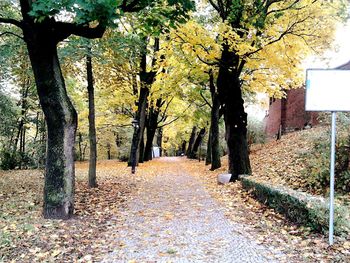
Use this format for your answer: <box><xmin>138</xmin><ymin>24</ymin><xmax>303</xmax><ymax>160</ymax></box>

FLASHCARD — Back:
<box><xmin>102</xmin><ymin>158</ymin><xmax>284</xmax><ymax>262</ymax></box>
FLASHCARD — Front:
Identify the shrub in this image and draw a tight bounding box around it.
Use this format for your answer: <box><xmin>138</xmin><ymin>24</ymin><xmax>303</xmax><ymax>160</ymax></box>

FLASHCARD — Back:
<box><xmin>301</xmin><ymin>122</ymin><xmax>350</xmax><ymax>194</ymax></box>
<box><xmin>240</xmin><ymin>176</ymin><xmax>350</xmax><ymax>235</ymax></box>
<box><xmin>247</xmin><ymin>116</ymin><xmax>266</xmax><ymax>145</ymax></box>
<box><xmin>0</xmin><ymin>149</ymin><xmax>19</xmax><ymax>170</ymax></box>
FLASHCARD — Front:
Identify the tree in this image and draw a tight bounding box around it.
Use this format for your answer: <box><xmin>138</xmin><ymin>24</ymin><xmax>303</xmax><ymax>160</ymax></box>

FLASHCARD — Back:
<box><xmin>207</xmin><ymin>0</ymin><xmax>347</xmax><ymax>180</ymax></box>
<box><xmin>158</xmin><ymin>1</ymin><xmax>345</xmax><ymax>179</ymax></box>
<box><xmin>0</xmin><ymin>0</ymin><xmax>152</xmax><ymax>219</ymax></box>
<box><xmin>86</xmin><ymin>43</ymin><xmax>98</xmax><ymax>188</ymax></box>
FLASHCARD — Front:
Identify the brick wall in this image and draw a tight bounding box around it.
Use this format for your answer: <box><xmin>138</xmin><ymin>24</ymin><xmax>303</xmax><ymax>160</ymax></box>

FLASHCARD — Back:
<box><xmin>264</xmin><ymin>98</ymin><xmax>282</xmax><ymax>138</ymax></box>
<box><xmin>264</xmin><ymin>88</ymin><xmax>318</xmax><ymax>138</ymax></box>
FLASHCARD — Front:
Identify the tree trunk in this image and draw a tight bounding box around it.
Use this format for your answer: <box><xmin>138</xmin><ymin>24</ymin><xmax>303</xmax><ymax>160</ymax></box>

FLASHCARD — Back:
<box><xmin>186</xmin><ymin>126</ymin><xmax>197</xmax><ymax>157</ymax></box>
<box><xmin>78</xmin><ymin>132</ymin><xmax>83</xmax><ymax>161</ymax></box>
<box><xmin>139</xmin><ymin>134</ymin><xmax>145</xmax><ymax>163</ymax></box>
<box><xmin>189</xmin><ymin>128</ymin><xmax>206</xmax><ymax>159</ymax></box>
<box><xmin>144</xmin><ymin>125</ymin><xmax>156</xmax><ymax>161</ymax></box>
<box><xmin>107</xmin><ymin>143</ymin><xmax>111</xmax><ymax>160</ymax></box>
<box><xmin>129</xmin><ymin>85</ymin><xmax>149</xmax><ymax>167</ymax></box>
<box><xmin>181</xmin><ymin>141</ymin><xmax>187</xmax><ymax>155</ymax></box>
<box><xmin>210</xmin><ymin>72</ymin><xmax>221</xmax><ymax>170</ymax></box>
<box><xmin>86</xmin><ymin>45</ymin><xmax>97</xmax><ymax>188</ymax></box>
<box><xmin>157</xmin><ymin>128</ymin><xmax>163</xmax><ymax>156</ymax></box>
<box><xmin>205</xmin><ymin>127</ymin><xmax>212</xmax><ymax>165</ymax></box>
<box><xmin>24</xmin><ymin>24</ymin><xmax>77</xmax><ymax>219</ymax></box>
<box><xmin>144</xmin><ymin>99</ymin><xmax>161</xmax><ymax>161</ymax></box>
<box><xmin>217</xmin><ymin>45</ymin><xmax>251</xmax><ymax>181</ymax></box>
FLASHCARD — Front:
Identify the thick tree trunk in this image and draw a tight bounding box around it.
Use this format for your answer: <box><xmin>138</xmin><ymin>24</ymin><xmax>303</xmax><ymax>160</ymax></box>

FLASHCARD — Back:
<box><xmin>24</xmin><ymin>25</ymin><xmax>77</xmax><ymax>219</ymax></box>
<box><xmin>189</xmin><ymin>128</ymin><xmax>206</xmax><ymax>159</ymax></box>
<box><xmin>217</xmin><ymin>46</ymin><xmax>251</xmax><ymax>181</ymax></box>
<box><xmin>86</xmin><ymin>46</ymin><xmax>97</xmax><ymax>188</ymax></box>
<box><xmin>186</xmin><ymin>126</ymin><xmax>197</xmax><ymax>157</ymax></box>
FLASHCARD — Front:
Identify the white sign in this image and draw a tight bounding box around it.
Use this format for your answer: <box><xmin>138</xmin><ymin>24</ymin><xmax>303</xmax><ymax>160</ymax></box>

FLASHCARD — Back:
<box><xmin>305</xmin><ymin>69</ymin><xmax>350</xmax><ymax>111</ymax></box>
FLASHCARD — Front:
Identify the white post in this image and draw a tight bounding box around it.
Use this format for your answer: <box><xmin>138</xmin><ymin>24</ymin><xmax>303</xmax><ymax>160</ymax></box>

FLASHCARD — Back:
<box><xmin>329</xmin><ymin>111</ymin><xmax>336</xmax><ymax>245</ymax></box>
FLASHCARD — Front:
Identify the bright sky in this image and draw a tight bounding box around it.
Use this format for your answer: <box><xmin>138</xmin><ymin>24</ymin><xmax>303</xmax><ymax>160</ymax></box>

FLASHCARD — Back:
<box><xmin>304</xmin><ymin>21</ymin><xmax>350</xmax><ymax>69</ymax></box>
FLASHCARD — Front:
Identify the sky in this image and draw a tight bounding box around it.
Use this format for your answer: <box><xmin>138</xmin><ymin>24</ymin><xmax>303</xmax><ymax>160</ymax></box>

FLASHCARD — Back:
<box><xmin>304</xmin><ymin>21</ymin><xmax>350</xmax><ymax>69</ymax></box>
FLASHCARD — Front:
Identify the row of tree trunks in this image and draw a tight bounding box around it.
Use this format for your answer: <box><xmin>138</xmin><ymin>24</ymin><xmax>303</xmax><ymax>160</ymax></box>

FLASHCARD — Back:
<box><xmin>186</xmin><ymin>126</ymin><xmax>197</xmax><ymax>156</ymax></box>
<box><xmin>188</xmin><ymin>128</ymin><xmax>206</xmax><ymax>159</ymax></box>
<box><xmin>129</xmin><ymin>38</ymin><xmax>158</xmax><ymax>167</ymax></box>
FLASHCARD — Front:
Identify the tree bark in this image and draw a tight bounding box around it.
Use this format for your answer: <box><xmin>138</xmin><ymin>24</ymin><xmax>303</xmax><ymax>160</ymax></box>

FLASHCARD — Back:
<box><xmin>78</xmin><ymin>132</ymin><xmax>83</xmax><ymax>161</ymax></box>
<box><xmin>205</xmin><ymin>127</ymin><xmax>212</xmax><ymax>165</ymax></box>
<box><xmin>156</xmin><ymin>128</ymin><xmax>163</xmax><ymax>156</ymax></box>
<box><xmin>186</xmin><ymin>126</ymin><xmax>197</xmax><ymax>157</ymax></box>
<box><xmin>138</xmin><ymin>134</ymin><xmax>145</xmax><ymax>163</ymax></box>
<box><xmin>217</xmin><ymin>45</ymin><xmax>251</xmax><ymax>181</ymax></box>
<box><xmin>128</xmin><ymin>85</ymin><xmax>149</xmax><ymax>166</ymax></box>
<box><xmin>181</xmin><ymin>140</ymin><xmax>187</xmax><ymax>155</ymax></box>
<box><xmin>209</xmin><ymin>71</ymin><xmax>221</xmax><ymax>170</ymax></box>
<box><xmin>24</xmin><ymin>29</ymin><xmax>77</xmax><ymax>219</ymax></box>
<box><xmin>86</xmin><ymin>45</ymin><xmax>97</xmax><ymax>188</ymax></box>
<box><xmin>144</xmin><ymin>99</ymin><xmax>162</xmax><ymax>161</ymax></box>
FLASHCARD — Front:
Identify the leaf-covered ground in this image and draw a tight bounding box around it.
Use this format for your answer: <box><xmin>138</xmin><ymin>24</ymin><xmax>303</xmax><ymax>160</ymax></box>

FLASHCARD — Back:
<box><xmin>185</xmin><ymin>159</ymin><xmax>350</xmax><ymax>262</ymax></box>
<box><xmin>0</xmin><ymin>160</ymin><xmax>136</xmax><ymax>262</ymax></box>
<box><xmin>1</xmin><ymin>141</ymin><xmax>350</xmax><ymax>262</ymax></box>
<box><xmin>249</xmin><ymin>126</ymin><xmax>350</xmax><ymax>206</ymax></box>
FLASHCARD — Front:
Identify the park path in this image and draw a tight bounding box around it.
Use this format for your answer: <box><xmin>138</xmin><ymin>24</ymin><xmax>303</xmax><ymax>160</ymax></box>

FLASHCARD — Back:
<box><xmin>102</xmin><ymin>157</ymin><xmax>285</xmax><ymax>262</ymax></box>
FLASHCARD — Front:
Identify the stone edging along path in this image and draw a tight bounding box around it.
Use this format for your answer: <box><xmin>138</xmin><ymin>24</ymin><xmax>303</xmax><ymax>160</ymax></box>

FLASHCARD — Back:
<box><xmin>102</xmin><ymin>158</ymin><xmax>285</xmax><ymax>262</ymax></box>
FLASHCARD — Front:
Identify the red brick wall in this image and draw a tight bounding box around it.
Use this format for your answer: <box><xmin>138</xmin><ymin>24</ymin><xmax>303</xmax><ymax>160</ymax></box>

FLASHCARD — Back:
<box><xmin>284</xmin><ymin>89</ymin><xmax>308</xmax><ymax>131</ymax></box>
<box><xmin>264</xmin><ymin>98</ymin><xmax>282</xmax><ymax>138</ymax></box>
<box><xmin>264</xmin><ymin>88</ymin><xmax>318</xmax><ymax>138</ymax></box>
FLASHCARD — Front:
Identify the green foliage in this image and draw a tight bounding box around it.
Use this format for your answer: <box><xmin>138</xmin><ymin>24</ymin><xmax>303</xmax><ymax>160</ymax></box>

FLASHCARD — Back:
<box><xmin>301</xmin><ymin>114</ymin><xmax>350</xmax><ymax>194</ymax></box>
<box><xmin>29</xmin><ymin>0</ymin><xmax>121</xmax><ymax>25</ymax></box>
<box><xmin>0</xmin><ymin>149</ymin><xmax>19</xmax><ymax>170</ymax></box>
<box><xmin>0</xmin><ymin>91</ymin><xmax>18</xmax><ymax>139</ymax></box>
<box><xmin>247</xmin><ymin>116</ymin><xmax>265</xmax><ymax>145</ymax></box>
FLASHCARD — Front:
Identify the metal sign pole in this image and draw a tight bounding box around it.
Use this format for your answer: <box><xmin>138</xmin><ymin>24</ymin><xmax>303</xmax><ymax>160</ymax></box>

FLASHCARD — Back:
<box><xmin>329</xmin><ymin>111</ymin><xmax>336</xmax><ymax>245</ymax></box>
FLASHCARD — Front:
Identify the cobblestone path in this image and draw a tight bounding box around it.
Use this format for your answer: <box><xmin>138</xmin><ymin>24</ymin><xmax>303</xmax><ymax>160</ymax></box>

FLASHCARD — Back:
<box><xmin>102</xmin><ymin>158</ymin><xmax>285</xmax><ymax>262</ymax></box>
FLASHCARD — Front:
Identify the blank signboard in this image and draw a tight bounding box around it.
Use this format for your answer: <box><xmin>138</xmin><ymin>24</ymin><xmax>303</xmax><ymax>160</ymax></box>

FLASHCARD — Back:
<box><xmin>305</xmin><ymin>69</ymin><xmax>350</xmax><ymax>112</ymax></box>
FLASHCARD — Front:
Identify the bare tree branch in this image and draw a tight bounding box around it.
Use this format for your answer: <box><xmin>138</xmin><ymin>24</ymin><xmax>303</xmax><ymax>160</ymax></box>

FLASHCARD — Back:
<box><xmin>200</xmin><ymin>89</ymin><xmax>212</xmax><ymax>108</ymax></box>
<box><xmin>0</xmin><ymin>17</ymin><xmax>23</xmax><ymax>28</ymax></box>
<box><xmin>0</xmin><ymin>31</ymin><xmax>24</xmax><ymax>40</ymax></box>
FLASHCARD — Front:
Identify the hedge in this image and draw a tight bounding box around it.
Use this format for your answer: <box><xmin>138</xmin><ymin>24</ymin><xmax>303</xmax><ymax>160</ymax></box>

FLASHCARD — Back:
<box><xmin>239</xmin><ymin>175</ymin><xmax>350</xmax><ymax>235</ymax></box>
